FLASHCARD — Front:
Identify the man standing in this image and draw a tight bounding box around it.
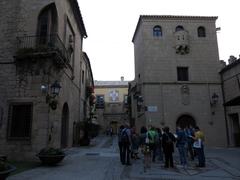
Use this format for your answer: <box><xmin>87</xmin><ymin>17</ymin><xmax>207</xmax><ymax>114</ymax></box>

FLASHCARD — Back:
<box><xmin>162</xmin><ymin>126</ymin><xmax>176</xmax><ymax>168</ymax></box>
<box><xmin>118</xmin><ymin>125</ymin><xmax>125</xmax><ymax>164</ymax></box>
<box><xmin>176</xmin><ymin>126</ymin><xmax>188</xmax><ymax>167</ymax></box>
<box><xmin>121</xmin><ymin>123</ymin><xmax>132</xmax><ymax>165</ymax></box>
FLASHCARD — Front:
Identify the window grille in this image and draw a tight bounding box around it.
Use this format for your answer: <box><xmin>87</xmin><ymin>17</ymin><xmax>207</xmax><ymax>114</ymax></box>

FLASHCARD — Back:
<box><xmin>8</xmin><ymin>103</ymin><xmax>32</xmax><ymax>140</ymax></box>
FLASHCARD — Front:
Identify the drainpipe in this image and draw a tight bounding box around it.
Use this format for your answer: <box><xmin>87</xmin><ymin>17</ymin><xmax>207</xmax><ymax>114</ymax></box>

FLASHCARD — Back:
<box><xmin>220</xmin><ymin>73</ymin><xmax>230</xmax><ymax>146</ymax></box>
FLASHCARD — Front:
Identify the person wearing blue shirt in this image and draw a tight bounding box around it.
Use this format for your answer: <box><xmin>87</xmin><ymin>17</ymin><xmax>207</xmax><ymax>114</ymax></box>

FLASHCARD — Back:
<box><xmin>176</xmin><ymin>126</ymin><xmax>188</xmax><ymax>167</ymax></box>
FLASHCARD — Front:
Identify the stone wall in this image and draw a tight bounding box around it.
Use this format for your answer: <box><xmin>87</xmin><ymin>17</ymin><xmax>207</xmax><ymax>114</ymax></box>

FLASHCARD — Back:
<box><xmin>0</xmin><ymin>0</ymin><xmax>87</xmax><ymax>160</ymax></box>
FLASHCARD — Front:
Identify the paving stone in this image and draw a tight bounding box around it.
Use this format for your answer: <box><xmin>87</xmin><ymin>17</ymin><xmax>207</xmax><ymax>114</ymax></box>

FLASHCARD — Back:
<box><xmin>8</xmin><ymin>136</ymin><xmax>240</xmax><ymax>180</ymax></box>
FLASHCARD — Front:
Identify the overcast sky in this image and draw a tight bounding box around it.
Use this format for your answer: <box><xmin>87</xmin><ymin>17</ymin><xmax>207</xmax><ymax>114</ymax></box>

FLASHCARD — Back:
<box><xmin>78</xmin><ymin>0</ymin><xmax>240</xmax><ymax>81</ymax></box>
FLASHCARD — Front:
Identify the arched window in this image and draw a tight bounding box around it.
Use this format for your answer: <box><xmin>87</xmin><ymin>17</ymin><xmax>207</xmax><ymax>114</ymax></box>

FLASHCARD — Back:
<box><xmin>198</xmin><ymin>26</ymin><xmax>206</xmax><ymax>37</ymax></box>
<box><xmin>175</xmin><ymin>25</ymin><xmax>184</xmax><ymax>32</ymax></box>
<box><xmin>37</xmin><ymin>3</ymin><xmax>58</xmax><ymax>44</ymax></box>
<box><xmin>153</xmin><ymin>25</ymin><xmax>162</xmax><ymax>37</ymax></box>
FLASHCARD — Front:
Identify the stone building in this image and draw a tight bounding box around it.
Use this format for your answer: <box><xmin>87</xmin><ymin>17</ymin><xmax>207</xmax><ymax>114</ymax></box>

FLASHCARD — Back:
<box><xmin>0</xmin><ymin>0</ymin><xmax>94</xmax><ymax>160</ymax></box>
<box><xmin>220</xmin><ymin>56</ymin><xmax>240</xmax><ymax>147</ymax></box>
<box><xmin>94</xmin><ymin>77</ymin><xmax>129</xmax><ymax>134</ymax></box>
<box><xmin>129</xmin><ymin>15</ymin><xmax>227</xmax><ymax>147</ymax></box>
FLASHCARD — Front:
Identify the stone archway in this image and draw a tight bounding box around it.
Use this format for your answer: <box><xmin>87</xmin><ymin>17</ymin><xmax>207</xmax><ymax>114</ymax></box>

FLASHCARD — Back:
<box><xmin>176</xmin><ymin>114</ymin><xmax>196</xmax><ymax>129</ymax></box>
<box><xmin>61</xmin><ymin>103</ymin><xmax>69</xmax><ymax>148</ymax></box>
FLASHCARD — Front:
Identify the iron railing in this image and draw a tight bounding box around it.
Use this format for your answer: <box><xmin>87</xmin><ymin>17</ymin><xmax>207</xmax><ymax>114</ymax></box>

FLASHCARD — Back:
<box><xmin>16</xmin><ymin>34</ymin><xmax>70</xmax><ymax>63</ymax></box>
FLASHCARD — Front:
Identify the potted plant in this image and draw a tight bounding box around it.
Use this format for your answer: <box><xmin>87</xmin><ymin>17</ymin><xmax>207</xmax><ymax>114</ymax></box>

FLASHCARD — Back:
<box><xmin>0</xmin><ymin>159</ymin><xmax>16</xmax><ymax>180</ymax></box>
<box><xmin>36</xmin><ymin>147</ymin><xmax>65</xmax><ymax>166</ymax></box>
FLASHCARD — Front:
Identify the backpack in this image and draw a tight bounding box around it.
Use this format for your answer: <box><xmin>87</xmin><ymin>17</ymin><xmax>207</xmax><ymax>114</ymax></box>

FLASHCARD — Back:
<box><xmin>147</xmin><ymin>131</ymin><xmax>156</xmax><ymax>144</ymax></box>
<box><xmin>120</xmin><ymin>129</ymin><xmax>129</xmax><ymax>143</ymax></box>
<box><xmin>165</xmin><ymin>133</ymin><xmax>173</xmax><ymax>146</ymax></box>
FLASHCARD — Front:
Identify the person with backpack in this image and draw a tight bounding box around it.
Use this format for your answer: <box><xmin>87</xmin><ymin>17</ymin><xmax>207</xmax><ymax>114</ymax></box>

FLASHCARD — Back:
<box><xmin>156</xmin><ymin>127</ymin><xmax>163</xmax><ymax>161</ymax></box>
<box><xmin>162</xmin><ymin>126</ymin><xmax>176</xmax><ymax>168</ymax></box>
<box><xmin>118</xmin><ymin>125</ymin><xmax>125</xmax><ymax>164</ymax></box>
<box><xmin>176</xmin><ymin>126</ymin><xmax>188</xmax><ymax>168</ymax></box>
<box><xmin>147</xmin><ymin>126</ymin><xmax>158</xmax><ymax>162</ymax></box>
<box><xmin>139</xmin><ymin>126</ymin><xmax>148</xmax><ymax>146</ymax></box>
<box><xmin>121</xmin><ymin>123</ymin><xmax>132</xmax><ymax>165</ymax></box>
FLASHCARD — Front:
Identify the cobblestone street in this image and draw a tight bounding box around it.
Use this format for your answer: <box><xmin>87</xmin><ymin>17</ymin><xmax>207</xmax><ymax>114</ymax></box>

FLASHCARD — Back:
<box><xmin>8</xmin><ymin>135</ymin><xmax>240</xmax><ymax>180</ymax></box>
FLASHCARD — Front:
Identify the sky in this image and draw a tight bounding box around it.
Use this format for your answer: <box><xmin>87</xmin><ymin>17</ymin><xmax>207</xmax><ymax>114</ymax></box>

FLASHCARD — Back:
<box><xmin>78</xmin><ymin>0</ymin><xmax>240</xmax><ymax>81</ymax></box>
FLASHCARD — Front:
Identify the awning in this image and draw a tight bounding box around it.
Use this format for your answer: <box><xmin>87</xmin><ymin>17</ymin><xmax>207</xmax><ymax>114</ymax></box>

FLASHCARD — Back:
<box><xmin>224</xmin><ymin>96</ymin><xmax>240</xmax><ymax>106</ymax></box>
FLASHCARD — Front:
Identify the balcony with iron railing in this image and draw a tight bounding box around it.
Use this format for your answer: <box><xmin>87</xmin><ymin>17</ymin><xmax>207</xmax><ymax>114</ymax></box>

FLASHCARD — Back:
<box><xmin>15</xmin><ymin>34</ymin><xmax>72</xmax><ymax>69</ymax></box>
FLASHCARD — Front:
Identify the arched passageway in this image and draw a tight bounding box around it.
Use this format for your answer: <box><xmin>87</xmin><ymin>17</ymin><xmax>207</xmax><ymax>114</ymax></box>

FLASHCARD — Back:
<box><xmin>176</xmin><ymin>114</ymin><xmax>196</xmax><ymax>129</ymax></box>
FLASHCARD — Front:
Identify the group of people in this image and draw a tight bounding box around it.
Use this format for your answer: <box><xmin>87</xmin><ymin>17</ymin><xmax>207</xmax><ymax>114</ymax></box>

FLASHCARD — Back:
<box><xmin>118</xmin><ymin>123</ymin><xmax>206</xmax><ymax>169</ymax></box>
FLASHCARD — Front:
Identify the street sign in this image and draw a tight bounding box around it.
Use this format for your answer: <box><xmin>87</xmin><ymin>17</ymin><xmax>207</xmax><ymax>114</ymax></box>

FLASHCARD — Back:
<box><xmin>147</xmin><ymin>106</ymin><xmax>158</xmax><ymax>112</ymax></box>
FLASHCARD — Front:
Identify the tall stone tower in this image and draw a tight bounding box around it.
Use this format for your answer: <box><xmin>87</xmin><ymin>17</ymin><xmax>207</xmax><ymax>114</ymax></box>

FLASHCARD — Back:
<box><xmin>130</xmin><ymin>15</ymin><xmax>227</xmax><ymax>147</ymax></box>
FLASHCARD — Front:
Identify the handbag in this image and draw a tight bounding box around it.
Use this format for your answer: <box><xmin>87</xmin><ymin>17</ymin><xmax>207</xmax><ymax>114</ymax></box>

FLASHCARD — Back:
<box><xmin>145</xmin><ymin>136</ymin><xmax>150</xmax><ymax>144</ymax></box>
<box><xmin>193</xmin><ymin>138</ymin><xmax>202</xmax><ymax>148</ymax></box>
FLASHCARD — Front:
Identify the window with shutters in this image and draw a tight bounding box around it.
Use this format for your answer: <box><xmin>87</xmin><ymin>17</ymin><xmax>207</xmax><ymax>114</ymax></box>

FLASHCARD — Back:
<box><xmin>7</xmin><ymin>103</ymin><xmax>33</xmax><ymax>140</ymax></box>
<box><xmin>96</xmin><ymin>95</ymin><xmax>105</xmax><ymax>109</ymax></box>
<box><xmin>37</xmin><ymin>3</ymin><xmax>58</xmax><ymax>45</ymax></box>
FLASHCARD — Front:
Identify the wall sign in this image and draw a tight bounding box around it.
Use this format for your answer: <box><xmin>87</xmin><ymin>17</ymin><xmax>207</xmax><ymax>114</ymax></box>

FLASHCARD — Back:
<box><xmin>147</xmin><ymin>106</ymin><xmax>158</xmax><ymax>112</ymax></box>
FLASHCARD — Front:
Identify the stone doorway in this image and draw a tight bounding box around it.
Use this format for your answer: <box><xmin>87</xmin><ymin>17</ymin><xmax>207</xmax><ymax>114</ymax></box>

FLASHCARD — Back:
<box><xmin>176</xmin><ymin>114</ymin><xmax>196</xmax><ymax>129</ymax></box>
<box><xmin>61</xmin><ymin>103</ymin><xmax>69</xmax><ymax>148</ymax></box>
<box><xmin>110</xmin><ymin>121</ymin><xmax>118</xmax><ymax>134</ymax></box>
<box><xmin>229</xmin><ymin>113</ymin><xmax>240</xmax><ymax>147</ymax></box>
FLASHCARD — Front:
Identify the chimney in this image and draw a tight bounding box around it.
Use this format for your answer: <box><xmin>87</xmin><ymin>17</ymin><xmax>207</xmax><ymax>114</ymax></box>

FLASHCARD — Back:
<box><xmin>121</xmin><ymin>76</ymin><xmax>124</xmax><ymax>81</ymax></box>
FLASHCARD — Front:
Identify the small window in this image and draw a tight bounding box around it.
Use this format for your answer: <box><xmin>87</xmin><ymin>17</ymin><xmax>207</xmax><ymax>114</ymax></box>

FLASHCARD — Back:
<box><xmin>177</xmin><ymin>67</ymin><xmax>189</xmax><ymax>81</ymax></box>
<box><xmin>124</xmin><ymin>95</ymin><xmax>128</xmax><ymax>105</ymax></box>
<box><xmin>8</xmin><ymin>103</ymin><xmax>33</xmax><ymax>140</ymax></box>
<box><xmin>176</xmin><ymin>25</ymin><xmax>184</xmax><ymax>32</ymax></box>
<box><xmin>198</xmin><ymin>26</ymin><xmax>206</xmax><ymax>37</ymax></box>
<box><xmin>153</xmin><ymin>26</ymin><xmax>162</xmax><ymax>37</ymax></box>
<box><xmin>96</xmin><ymin>95</ymin><xmax>105</xmax><ymax>109</ymax></box>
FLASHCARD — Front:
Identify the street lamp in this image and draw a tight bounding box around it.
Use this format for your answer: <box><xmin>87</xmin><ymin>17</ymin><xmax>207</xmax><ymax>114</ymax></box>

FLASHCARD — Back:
<box><xmin>41</xmin><ymin>81</ymin><xmax>61</xmax><ymax>110</ymax></box>
<box><xmin>210</xmin><ymin>93</ymin><xmax>219</xmax><ymax>106</ymax></box>
<box><xmin>50</xmin><ymin>81</ymin><xmax>61</xmax><ymax>96</ymax></box>
<box><xmin>137</xmin><ymin>95</ymin><xmax>144</xmax><ymax>112</ymax></box>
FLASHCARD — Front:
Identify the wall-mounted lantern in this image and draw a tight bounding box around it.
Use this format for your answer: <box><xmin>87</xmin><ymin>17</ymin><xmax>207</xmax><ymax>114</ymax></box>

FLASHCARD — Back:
<box><xmin>41</xmin><ymin>81</ymin><xmax>61</xmax><ymax>110</ymax></box>
<box><xmin>210</xmin><ymin>93</ymin><xmax>219</xmax><ymax>106</ymax></box>
<box><xmin>210</xmin><ymin>92</ymin><xmax>219</xmax><ymax>117</ymax></box>
<box><xmin>137</xmin><ymin>95</ymin><xmax>144</xmax><ymax>112</ymax></box>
